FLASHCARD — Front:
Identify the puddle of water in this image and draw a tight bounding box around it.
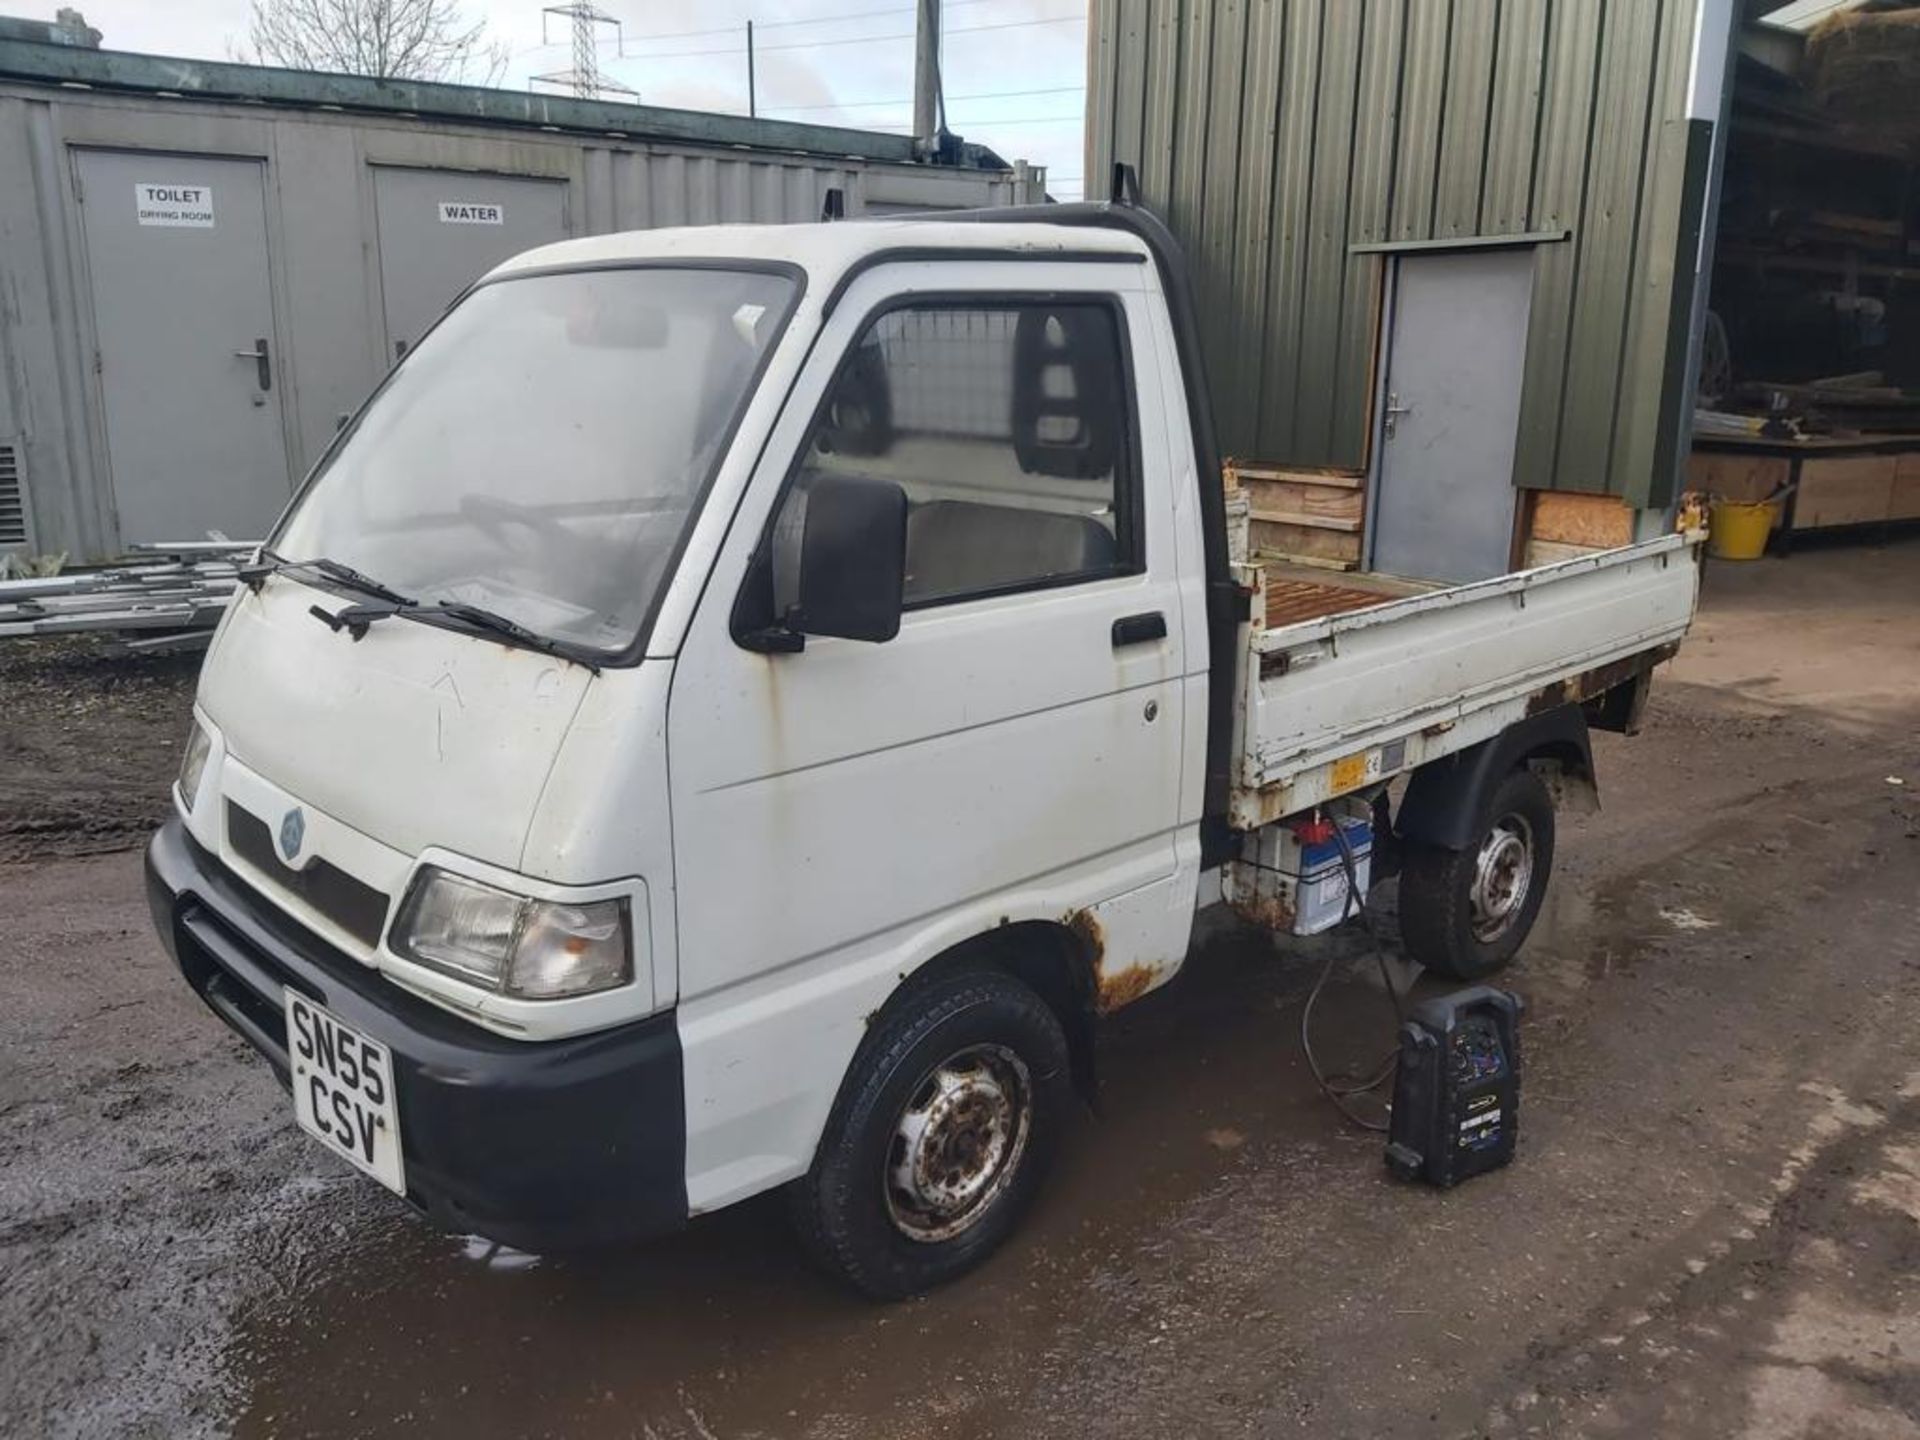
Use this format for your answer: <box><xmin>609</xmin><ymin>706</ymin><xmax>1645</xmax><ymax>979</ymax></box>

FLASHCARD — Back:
<box><xmin>457</xmin><ymin>1235</ymin><xmax>543</xmax><ymax>1272</ymax></box>
<box><xmin>1658</xmin><ymin>906</ymin><xmax>1720</xmax><ymax>932</ymax></box>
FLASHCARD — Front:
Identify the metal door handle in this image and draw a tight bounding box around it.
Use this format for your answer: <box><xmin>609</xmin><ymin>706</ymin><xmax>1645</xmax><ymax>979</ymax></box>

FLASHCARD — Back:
<box><xmin>233</xmin><ymin>337</ymin><xmax>271</xmax><ymax>391</ymax></box>
<box><xmin>1383</xmin><ymin>391</ymin><xmax>1412</xmax><ymax>439</ymax></box>
<box><xmin>1112</xmin><ymin>611</ymin><xmax>1168</xmax><ymax>648</ymax></box>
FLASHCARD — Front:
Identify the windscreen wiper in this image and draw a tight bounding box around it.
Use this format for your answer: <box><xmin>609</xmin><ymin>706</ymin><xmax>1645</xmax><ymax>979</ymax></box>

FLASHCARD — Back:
<box><xmin>414</xmin><ymin>600</ymin><xmax>602</xmax><ymax>673</ymax></box>
<box><xmin>243</xmin><ymin>548</ymin><xmax>416</xmax><ymax>608</ymax></box>
<box><xmin>307</xmin><ymin>599</ymin><xmax>407</xmax><ymax>641</ymax></box>
<box><xmin>297</xmin><ymin>584</ymin><xmax>599</xmax><ymax>672</ymax></box>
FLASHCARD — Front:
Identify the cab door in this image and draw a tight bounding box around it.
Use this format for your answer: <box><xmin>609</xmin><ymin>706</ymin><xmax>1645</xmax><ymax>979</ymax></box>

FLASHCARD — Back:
<box><xmin>664</xmin><ymin>257</ymin><xmax>1194</xmax><ymax>1210</ymax></box>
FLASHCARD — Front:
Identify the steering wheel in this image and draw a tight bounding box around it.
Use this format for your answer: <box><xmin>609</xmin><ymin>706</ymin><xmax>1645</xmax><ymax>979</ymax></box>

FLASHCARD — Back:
<box><xmin>459</xmin><ymin>493</ymin><xmax>578</xmax><ymax>553</ymax></box>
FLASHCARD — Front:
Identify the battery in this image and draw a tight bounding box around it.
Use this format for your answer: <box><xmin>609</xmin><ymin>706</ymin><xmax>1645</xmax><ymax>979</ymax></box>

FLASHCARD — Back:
<box><xmin>1384</xmin><ymin>986</ymin><xmax>1523</xmax><ymax>1187</ymax></box>
<box><xmin>1290</xmin><ymin>815</ymin><xmax>1373</xmax><ymax>936</ymax></box>
<box><xmin>1222</xmin><ymin>811</ymin><xmax>1373</xmax><ymax>937</ymax></box>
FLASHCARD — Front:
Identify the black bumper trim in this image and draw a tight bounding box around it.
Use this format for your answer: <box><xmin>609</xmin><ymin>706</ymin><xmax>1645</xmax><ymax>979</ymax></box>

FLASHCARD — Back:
<box><xmin>146</xmin><ymin>816</ymin><xmax>688</xmax><ymax>1251</ymax></box>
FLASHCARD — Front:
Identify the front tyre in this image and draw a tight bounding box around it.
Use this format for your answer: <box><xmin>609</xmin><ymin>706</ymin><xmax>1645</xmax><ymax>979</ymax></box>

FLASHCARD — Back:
<box><xmin>1397</xmin><ymin>765</ymin><xmax>1557</xmax><ymax>981</ymax></box>
<box><xmin>789</xmin><ymin>968</ymin><xmax>1071</xmax><ymax>1298</ymax></box>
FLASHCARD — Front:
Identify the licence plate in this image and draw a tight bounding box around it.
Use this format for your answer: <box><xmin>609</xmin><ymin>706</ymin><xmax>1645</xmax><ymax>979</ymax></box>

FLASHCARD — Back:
<box><xmin>285</xmin><ymin>991</ymin><xmax>405</xmax><ymax>1195</ymax></box>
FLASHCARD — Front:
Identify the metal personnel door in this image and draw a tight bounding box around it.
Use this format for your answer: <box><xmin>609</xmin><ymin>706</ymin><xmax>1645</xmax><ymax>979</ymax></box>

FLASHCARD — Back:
<box><xmin>371</xmin><ymin>167</ymin><xmax>568</xmax><ymax>360</ymax></box>
<box><xmin>75</xmin><ymin>149</ymin><xmax>290</xmax><ymax>545</ymax></box>
<box><xmin>1369</xmin><ymin>248</ymin><xmax>1535</xmax><ymax>584</ymax></box>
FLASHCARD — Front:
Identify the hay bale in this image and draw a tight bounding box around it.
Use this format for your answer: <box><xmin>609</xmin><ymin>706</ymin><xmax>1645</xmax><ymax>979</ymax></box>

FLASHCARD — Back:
<box><xmin>1807</xmin><ymin>4</ymin><xmax>1920</xmax><ymax>134</ymax></box>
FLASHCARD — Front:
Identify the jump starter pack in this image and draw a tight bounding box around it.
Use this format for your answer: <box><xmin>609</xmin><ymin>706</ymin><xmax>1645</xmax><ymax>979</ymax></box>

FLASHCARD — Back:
<box><xmin>1385</xmin><ymin>986</ymin><xmax>1523</xmax><ymax>1187</ymax></box>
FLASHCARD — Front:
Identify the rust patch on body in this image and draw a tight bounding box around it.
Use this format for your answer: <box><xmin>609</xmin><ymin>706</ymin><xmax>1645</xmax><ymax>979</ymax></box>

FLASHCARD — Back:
<box><xmin>1094</xmin><ymin>962</ymin><xmax>1156</xmax><ymax>1014</ymax></box>
<box><xmin>1264</xmin><ymin>578</ymin><xmax>1383</xmax><ymax>628</ymax></box>
<box><xmin>1525</xmin><ymin>647</ymin><xmax>1676</xmax><ymax>718</ymax></box>
<box><xmin>1226</xmin><ymin>888</ymin><xmax>1295</xmax><ymax>934</ymax></box>
<box><xmin>1065</xmin><ymin>907</ymin><xmax>1104</xmax><ymax>960</ymax></box>
<box><xmin>1066</xmin><ymin>908</ymin><xmax>1157</xmax><ymax>1014</ymax></box>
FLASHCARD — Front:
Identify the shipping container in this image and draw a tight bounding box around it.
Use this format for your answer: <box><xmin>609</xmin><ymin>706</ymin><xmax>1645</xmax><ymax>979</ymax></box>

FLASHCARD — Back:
<box><xmin>0</xmin><ymin>38</ymin><xmax>1044</xmax><ymax>561</ymax></box>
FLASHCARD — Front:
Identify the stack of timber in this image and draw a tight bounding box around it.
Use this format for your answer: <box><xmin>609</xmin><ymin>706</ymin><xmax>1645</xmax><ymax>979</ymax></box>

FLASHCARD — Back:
<box><xmin>1732</xmin><ymin>372</ymin><xmax>1920</xmax><ymax>435</ymax></box>
<box><xmin>1224</xmin><ymin>462</ymin><xmax>1364</xmax><ymax>571</ymax></box>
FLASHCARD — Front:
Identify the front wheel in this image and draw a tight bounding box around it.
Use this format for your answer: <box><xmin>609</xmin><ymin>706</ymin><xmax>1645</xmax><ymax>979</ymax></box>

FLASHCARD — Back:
<box><xmin>789</xmin><ymin>968</ymin><xmax>1071</xmax><ymax>1298</ymax></box>
<box><xmin>1397</xmin><ymin>765</ymin><xmax>1556</xmax><ymax>981</ymax></box>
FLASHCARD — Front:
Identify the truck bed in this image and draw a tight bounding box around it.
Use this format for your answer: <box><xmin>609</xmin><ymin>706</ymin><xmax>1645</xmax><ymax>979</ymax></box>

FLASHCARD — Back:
<box><xmin>1228</xmin><ymin>533</ymin><xmax>1704</xmax><ymax>829</ymax></box>
<box><xmin>1257</xmin><ymin>561</ymin><xmax>1432</xmax><ymax>628</ymax></box>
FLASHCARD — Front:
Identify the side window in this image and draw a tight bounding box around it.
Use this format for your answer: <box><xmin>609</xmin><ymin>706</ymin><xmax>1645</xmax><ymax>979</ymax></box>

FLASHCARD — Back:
<box><xmin>761</xmin><ymin>298</ymin><xmax>1139</xmax><ymax>614</ymax></box>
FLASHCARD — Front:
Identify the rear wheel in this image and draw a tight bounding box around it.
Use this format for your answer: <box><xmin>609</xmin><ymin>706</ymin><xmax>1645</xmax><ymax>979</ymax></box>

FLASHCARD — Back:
<box><xmin>789</xmin><ymin>968</ymin><xmax>1070</xmax><ymax>1298</ymax></box>
<box><xmin>1397</xmin><ymin>765</ymin><xmax>1556</xmax><ymax>980</ymax></box>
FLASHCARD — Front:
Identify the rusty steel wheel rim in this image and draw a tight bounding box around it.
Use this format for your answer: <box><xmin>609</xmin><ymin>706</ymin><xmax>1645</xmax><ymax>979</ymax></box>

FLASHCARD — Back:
<box><xmin>1470</xmin><ymin>813</ymin><xmax>1535</xmax><ymax>943</ymax></box>
<box><xmin>884</xmin><ymin>1043</ymin><xmax>1033</xmax><ymax>1244</ymax></box>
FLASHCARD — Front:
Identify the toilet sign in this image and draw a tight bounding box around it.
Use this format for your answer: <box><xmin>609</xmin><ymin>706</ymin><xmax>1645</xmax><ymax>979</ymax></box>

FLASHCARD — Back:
<box><xmin>437</xmin><ymin>200</ymin><xmax>503</xmax><ymax>225</ymax></box>
<box><xmin>134</xmin><ymin>182</ymin><xmax>215</xmax><ymax>228</ymax></box>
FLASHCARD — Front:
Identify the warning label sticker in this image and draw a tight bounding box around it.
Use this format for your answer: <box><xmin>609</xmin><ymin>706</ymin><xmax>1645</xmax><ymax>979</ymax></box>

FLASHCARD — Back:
<box><xmin>438</xmin><ymin>201</ymin><xmax>503</xmax><ymax>225</ymax></box>
<box><xmin>135</xmin><ymin>183</ymin><xmax>215</xmax><ymax>228</ymax></box>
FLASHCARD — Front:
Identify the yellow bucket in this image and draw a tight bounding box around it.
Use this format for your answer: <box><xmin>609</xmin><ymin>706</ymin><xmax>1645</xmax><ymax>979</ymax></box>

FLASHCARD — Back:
<box><xmin>1707</xmin><ymin>499</ymin><xmax>1776</xmax><ymax>561</ymax></box>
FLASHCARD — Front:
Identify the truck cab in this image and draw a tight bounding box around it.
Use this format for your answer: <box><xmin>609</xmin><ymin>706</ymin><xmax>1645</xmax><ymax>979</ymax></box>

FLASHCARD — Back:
<box><xmin>148</xmin><ymin>207</ymin><xmax>1699</xmax><ymax>1297</ymax></box>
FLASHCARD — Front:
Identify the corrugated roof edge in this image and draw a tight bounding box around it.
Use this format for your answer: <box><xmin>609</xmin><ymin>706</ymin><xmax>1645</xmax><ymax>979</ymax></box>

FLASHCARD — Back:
<box><xmin>0</xmin><ymin>37</ymin><xmax>1014</xmax><ymax>171</ymax></box>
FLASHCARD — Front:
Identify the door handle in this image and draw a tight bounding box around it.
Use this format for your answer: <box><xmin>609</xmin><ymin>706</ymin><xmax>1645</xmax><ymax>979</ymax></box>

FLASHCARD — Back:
<box><xmin>234</xmin><ymin>337</ymin><xmax>271</xmax><ymax>392</ymax></box>
<box><xmin>1111</xmin><ymin>611</ymin><xmax>1168</xmax><ymax>648</ymax></box>
<box><xmin>1383</xmin><ymin>390</ymin><xmax>1412</xmax><ymax>439</ymax></box>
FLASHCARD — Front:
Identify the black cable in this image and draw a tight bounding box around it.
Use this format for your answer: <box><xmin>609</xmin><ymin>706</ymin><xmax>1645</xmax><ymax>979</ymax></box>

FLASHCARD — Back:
<box><xmin>1296</xmin><ymin>803</ymin><xmax>1411</xmax><ymax>1133</ymax></box>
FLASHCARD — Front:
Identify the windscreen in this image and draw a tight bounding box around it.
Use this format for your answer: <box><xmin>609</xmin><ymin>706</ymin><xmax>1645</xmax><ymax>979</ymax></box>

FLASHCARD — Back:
<box><xmin>274</xmin><ymin>265</ymin><xmax>797</xmax><ymax>653</ymax></box>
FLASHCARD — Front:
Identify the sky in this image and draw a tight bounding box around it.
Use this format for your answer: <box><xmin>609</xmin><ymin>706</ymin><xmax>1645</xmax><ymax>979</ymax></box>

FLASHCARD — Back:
<box><xmin>54</xmin><ymin>0</ymin><xmax>1090</xmax><ymax>198</ymax></box>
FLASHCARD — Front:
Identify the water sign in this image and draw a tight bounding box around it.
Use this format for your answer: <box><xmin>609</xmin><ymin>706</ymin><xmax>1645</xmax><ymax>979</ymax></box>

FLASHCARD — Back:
<box><xmin>438</xmin><ymin>201</ymin><xmax>504</xmax><ymax>225</ymax></box>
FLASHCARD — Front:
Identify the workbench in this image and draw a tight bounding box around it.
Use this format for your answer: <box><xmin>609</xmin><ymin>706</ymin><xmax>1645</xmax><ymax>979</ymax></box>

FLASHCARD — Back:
<box><xmin>1687</xmin><ymin>431</ymin><xmax>1920</xmax><ymax>552</ymax></box>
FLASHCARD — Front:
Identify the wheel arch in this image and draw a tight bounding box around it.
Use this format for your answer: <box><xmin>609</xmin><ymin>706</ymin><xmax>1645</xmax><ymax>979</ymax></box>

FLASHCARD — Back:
<box><xmin>872</xmin><ymin>920</ymin><xmax>1099</xmax><ymax>1101</ymax></box>
<box><xmin>1396</xmin><ymin>705</ymin><xmax>1594</xmax><ymax>851</ymax></box>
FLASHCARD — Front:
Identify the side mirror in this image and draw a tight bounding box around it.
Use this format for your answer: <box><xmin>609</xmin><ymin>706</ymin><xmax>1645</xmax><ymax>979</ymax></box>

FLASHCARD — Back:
<box><xmin>790</xmin><ymin>474</ymin><xmax>907</xmax><ymax>643</ymax></box>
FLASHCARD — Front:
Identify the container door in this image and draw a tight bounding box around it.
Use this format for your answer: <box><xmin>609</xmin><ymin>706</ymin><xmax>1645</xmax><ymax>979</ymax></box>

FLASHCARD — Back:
<box><xmin>371</xmin><ymin>167</ymin><xmax>568</xmax><ymax>360</ymax></box>
<box><xmin>75</xmin><ymin>149</ymin><xmax>291</xmax><ymax>545</ymax></box>
<box><xmin>1369</xmin><ymin>248</ymin><xmax>1534</xmax><ymax>584</ymax></box>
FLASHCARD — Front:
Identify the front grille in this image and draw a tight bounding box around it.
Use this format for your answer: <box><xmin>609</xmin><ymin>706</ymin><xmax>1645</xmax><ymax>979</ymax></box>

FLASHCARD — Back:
<box><xmin>227</xmin><ymin>801</ymin><xmax>391</xmax><ymax>948</ymax></box>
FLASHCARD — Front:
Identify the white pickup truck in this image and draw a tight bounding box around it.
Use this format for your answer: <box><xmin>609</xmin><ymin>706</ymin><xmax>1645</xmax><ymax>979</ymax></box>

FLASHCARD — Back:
<box><xmin>147</xmin><ymin>201</ymin><xmax>1701</xmax><ymax>1297</ymax></box>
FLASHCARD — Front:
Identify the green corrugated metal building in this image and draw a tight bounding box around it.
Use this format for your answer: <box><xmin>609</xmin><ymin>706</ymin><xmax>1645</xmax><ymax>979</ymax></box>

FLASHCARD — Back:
<box><xmin>1088</xmin><ymin>0</ymin><xmax>1734</xmax><ymax>510</ymax></box>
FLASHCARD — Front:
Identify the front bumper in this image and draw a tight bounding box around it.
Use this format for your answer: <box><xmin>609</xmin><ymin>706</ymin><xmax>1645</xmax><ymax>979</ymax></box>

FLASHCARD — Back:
<box><xmin>145</xmin><ymin>816</ymin><xmax>687</xmax><ymax>1252</ymax></box>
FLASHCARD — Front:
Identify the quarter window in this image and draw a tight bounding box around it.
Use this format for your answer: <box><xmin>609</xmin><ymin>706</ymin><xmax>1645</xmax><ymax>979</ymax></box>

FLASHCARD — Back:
<box><xmin>765</xmin><ymin>298</ymin><xmax>1140</xmax><ymax>613</ymax></box>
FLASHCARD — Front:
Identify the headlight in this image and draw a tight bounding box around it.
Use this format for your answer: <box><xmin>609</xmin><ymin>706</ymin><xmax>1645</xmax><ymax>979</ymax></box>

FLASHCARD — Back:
<box><xmin>391</xmin><ymin>868</ymin><xmax>632</xmax><ymax>1000</ymax></box>
<box><xmin>178</xmin><ymin>721</ymin><xmax>212</xmax><ymax>812</ymax></box>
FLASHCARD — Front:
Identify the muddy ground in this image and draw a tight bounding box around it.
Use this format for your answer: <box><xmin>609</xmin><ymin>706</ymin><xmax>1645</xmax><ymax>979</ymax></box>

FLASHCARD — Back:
<box><xmin>2</xmin><ymin>540</ymin><xmax>1918</xmax><ymax>1439</ymax></box>
<box><xmin>0</xmin><ymin>637</ymin><xmax>197</xmax><ymax>862</ymax></box>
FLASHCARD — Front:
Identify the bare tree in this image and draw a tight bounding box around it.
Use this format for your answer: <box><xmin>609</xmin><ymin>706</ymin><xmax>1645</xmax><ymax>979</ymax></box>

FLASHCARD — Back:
<box><xmin>244</xmin><ymin>0</ymin><xmax>509</xmax><ymax>85</ymax></box>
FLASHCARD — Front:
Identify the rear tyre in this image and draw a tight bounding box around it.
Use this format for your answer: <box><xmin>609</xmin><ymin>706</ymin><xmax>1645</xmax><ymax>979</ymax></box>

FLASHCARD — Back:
<box><xmin>1397</xmin><ymin>765</ymin><xmax>1556</xmax><ymax>981</ymax></box>
<box><xmin>789</xmin><ymin>968</ymin><xmax>1071</xmax><ymax>1299</ymax></box>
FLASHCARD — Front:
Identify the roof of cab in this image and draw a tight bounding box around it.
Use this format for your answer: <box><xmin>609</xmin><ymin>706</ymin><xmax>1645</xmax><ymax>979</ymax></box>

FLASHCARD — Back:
<box><xmin>486</xmin><ymin>215</ymin><xmax>1154</xmax><ymax>286</ymax></box>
